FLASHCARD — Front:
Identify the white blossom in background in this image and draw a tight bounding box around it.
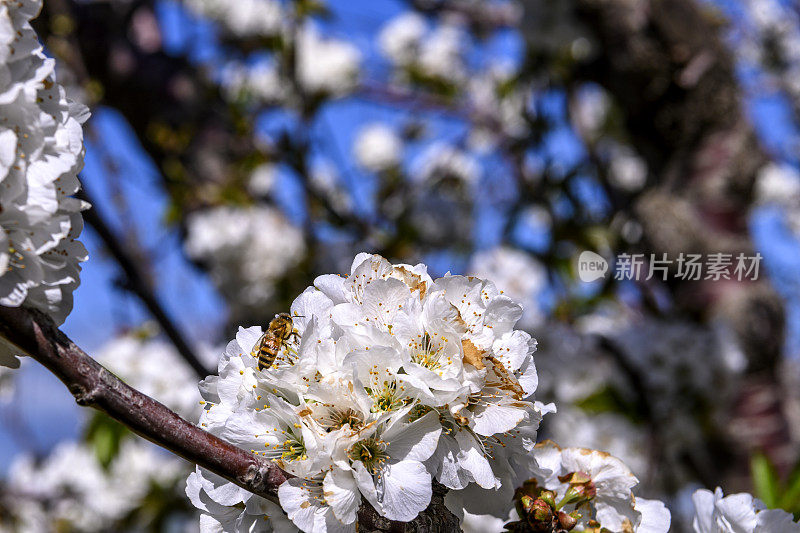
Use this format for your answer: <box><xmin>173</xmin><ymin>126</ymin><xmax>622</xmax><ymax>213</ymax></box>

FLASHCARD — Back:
<box><xmin>519</xmin><ymin>441</ymin><xmax>671</xmax><ymax>532</ymax></box>
<box><xmin>0</xmin><ymin>0</ymin><xmax>89</xmax><ymax>331</ymax></box>
<box><xmin>545</xmin><ymin>407</ymin><xmax>649</xmax><ymax>482</ymax></box>
<box><xmin>741</xmin><ymin>0</ymin><xmax>800</xmax><ymax>111</ymax></box>
<box><xmin>3</xmin><ymin>440</ymin><xmax>186</xmax><ymax>532</ymax></box>
<box><xmin>692</xmin><ymin>487</ymin><xmax>800</xmax><ymax>532</ymax></box>
<box><xmin>379</xmin><ymin>13</ymin><xmax>466</xmax><ymax>86</ymax></box>
<box><xmin>466</xmin><ymin>65</ymin><xmax>531</xmax><ymax>151</ymax></box>
<box><xmin>353</xmin><ymin>123</ymin><xmax>402</xmax><ymax>173</ymax></box>
<box><xmin>418</xmin><ymin>22</ymin><xmax>466</xmax><ymax>83</ymax></box>
<box><xmin>247</xmin><ymin>162</ymin><xmax>278</xmax><ymax>197</ymax></box>
<box><xmin>756</xmin><ymin>162</ymin><xmax>800</xmax><ymax>204</ymax></box>
<box><xmin>220</xmin><ymin>60</ymin><xmax>285</xmax><ymax>106</ymax></box>
<box><xmin>186</xmin><ymin>253</ymin><xmax>554</xmax><ymax>532</ymax></box>
<box><xmin>468</xmin><ymin>247</ymin><xmax>547</xmax><ymax>330</ymax></box>
<box><xmin>607</xmin><ymin>144</ymin><xmax>647</xmax><ymax>192</ymax></box>
<box><xmin>755</xmin><ymin>162</ymin><xmax>800</xmax><ymax>234</ymax></box>
<box><xmin>413</xmin><ymin>142</ymin><xmax>480</xmax><ymax>186</ymax></box>
<box><xmin>583</xmin><ymin>316</ymin><xmax>745</xmax><ymax>420</ymax></box>
<box><xmin>184</xmin><ymin>205</ymin><xmax>305</xmax><ymax>316</ymax></box>
<box><xmin>96</xmin><ymin>330</ymin><xmax>217</xmax><ymax>420</ymax></box>
<box><xmin>534</xmin><ymin>324</ymin><xmax>618</xmax><ymax>405</ymax></box>
<box><xmin>296</xmin><ymin>25</ymin><xmax>360</xmax><ymax>98</ymax></box>
<box><xmin>185</xmin><ymin>0</ymin><xmax>284</xmax><ymax>38</ymax></box>
<box><xmin>461</xmin><ymin>510</ymin><xmax>515</xmax><ymax>533</ymax></box>
<box><xmin>379</xmin><ymin>12</ymin><xmax>427</xmax><ymax>66</ymax></box>
<box><xmin>570</xmin><ymin>84</ymin><xmax>611</xmax><ymax>141</ymax></box>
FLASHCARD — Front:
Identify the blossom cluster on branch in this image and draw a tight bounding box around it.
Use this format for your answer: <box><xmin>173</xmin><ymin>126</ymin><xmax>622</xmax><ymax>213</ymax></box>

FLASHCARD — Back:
<box><xmin>0</xmin><ymin>0</ymin><xmax>88</xmax><ymax>351</ymax></box>
<box><xmin>187</xmin><ymin>253</ymin><xmax>556</xmax><ymax>532</ymax></box>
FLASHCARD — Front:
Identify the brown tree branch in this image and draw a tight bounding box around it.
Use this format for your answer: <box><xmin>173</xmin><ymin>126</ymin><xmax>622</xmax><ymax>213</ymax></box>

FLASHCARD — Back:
<box><xmin>0</xmin><ymin>305</ymin><xmax>289</xmax><ymax>503</ymax></box>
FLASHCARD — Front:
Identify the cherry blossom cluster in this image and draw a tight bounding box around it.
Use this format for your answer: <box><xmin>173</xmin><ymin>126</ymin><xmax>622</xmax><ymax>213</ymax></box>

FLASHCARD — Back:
<box><xmin>2</xmin><ymin>440</ymin><xmax>187</xmax><ymax>532</ymax></box>
<box><xmin>186</xmin><ymin>253</ymin><xmax>554</xmax><ymax>532</ymax></box>
<box><xmin>184</xmin><ymin>205</ymin><xmax>305</xmax><ymax>324</ymax></box>
<box><xmin>0</xmin><ymin>0</ymin><xmax>89</xmax><ymax>342</ymax></box>
<box><xmin>185</xmin><ymin>0</ymin><xmax>284</xmax><ymax>39</ymax></box>
<box><xmin>507</xmin><ymin>441</ymin><xmax>671</xmax><ymax>532</ymax></box>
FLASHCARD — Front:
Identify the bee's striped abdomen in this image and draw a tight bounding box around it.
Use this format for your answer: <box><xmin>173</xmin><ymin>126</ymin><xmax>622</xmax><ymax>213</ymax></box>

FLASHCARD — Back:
<box><xmin>256</xmin><ymin>336</ymin><xmax>282</xmax><ymax>371</ymax></box>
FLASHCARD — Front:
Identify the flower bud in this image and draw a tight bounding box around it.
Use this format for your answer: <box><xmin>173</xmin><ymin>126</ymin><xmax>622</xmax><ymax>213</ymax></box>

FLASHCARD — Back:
<box><xmin>558</xmin><ymin>470</ymin><xmax>596</xmax><ymax>507</ymax></box>
<box><xmin>527</xmin><ymin>498</ymin><xmax>555</xmax><ymax>532</ymax></box>
<box><xmin>557</xmin><ymin>510</ymin><xmax>578</xmax><ymax>530</ymax></box>
<box><xmin>564</xmin><ymin>481</ymin><xmax>596</xmax><ymax>501</ymax></box>
<box><xmin>519</xmin><ymin>495</ymin><xmax>536</xmax><ymax>514</ymax></box>
<box><xmin>539</xmin><ymin>490</ymin><xmax>557</xmax><ymax>509</ymax></box>
<box><xmin>531</xmin><ymin>499</ymin><xmax>553</xmax><ymax>523</ymax></box>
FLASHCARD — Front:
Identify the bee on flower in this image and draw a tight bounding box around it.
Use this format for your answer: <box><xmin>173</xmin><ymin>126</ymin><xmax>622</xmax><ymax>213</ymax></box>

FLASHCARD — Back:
<box><xmin>186</xmin><ymin>253</ymin><xmax>556</xmax><ymax>532</ymax></box>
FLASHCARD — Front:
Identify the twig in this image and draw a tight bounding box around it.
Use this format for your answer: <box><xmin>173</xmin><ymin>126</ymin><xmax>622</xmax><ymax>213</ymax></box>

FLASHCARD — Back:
<box><xmin>77</xmin><ymin>187</ymin><xmax>212</xmax><ymax>378</ymax></box>
<box><xmin>0</xmin><ymin>305</ymin><xmax>289</xmax><ymax>503</ymax></box>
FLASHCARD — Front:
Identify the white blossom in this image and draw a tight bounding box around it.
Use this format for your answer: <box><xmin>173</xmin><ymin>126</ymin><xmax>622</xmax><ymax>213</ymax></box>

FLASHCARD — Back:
<box><xmin>186</xmin><ymin>253</ymin><xmax>552</xmax><ymax>532</ymax></box>
<box><xmin>296</xmin><ymin>25</ymin><xmax>360</xmax><ymax>98</ymax></box>
<box><xmin>353</xmin><ymin>123</ymin><xmax>402</xmax><ymax>173</ymax></box>
<box><xmin>754</xmin><ymin>162</ymin><xmax>800</xmax><ymax>235</ymax></box>
<box><xmin>692</xmin><ymin>487</ymin><xmax>800</xmax><ymax>532</ymax></box>
<box><xmin>526</xmin><ymin>441</ymin><xmax>671</xmax><ymax>532</ymax></box>
<box><xmin>468</xmin><ymin>246</ymin><xmax>547</xmax><ymax>329</ymax></box>
<box><xmin>418</xmin><ymin>23</ymin><xmax>466</xmax><ymax>83</ymax></box>
<box><xmin>755</xmin><ymin>162</ymin><xmax>800</xmax><ymax>205</ymax></box>
<box><xmin>0</xmin><ymin>0</ymin><xmax>89</xmax><ymax>329</ymax></box>
<box><xmin>461</xmin><ymin>511</ymin><xmax>513</xmax><ymax>533</ymax></box>
<box><xmin>221</xmin><ymin>60</ymin><xmax>286</xmax><ymax>106</ymax></box>
<box><xmin>184</xmin><ymin>205</ymin><xmax>305</xmax><ymax>318</ymax></box>
<box><xmin>466</xmin><ymin>65</ymin><xmax>531</xmax><ymax>151</ymax></box>
<box><xmin>5</xmin><ymin>440</ymin><xmax>186</xmax><ymax>532</ymax></box>
<box><xmin>185</xmin><ymin>0</ymin><xmax>284</xmax><ymax>38</ymax></box>
<box><xmin>545</xmin><ymin>407</ymin><xmax>649</xmax><ymax>481</ymax></box>
<box><xmin>740</xmin><ymin>0</ymin><xmax>800</xmax><ymax>112</ymax></box>
<box><xmin>379</xmin><ymin>13</ymin><xmax>466</xmax><ymax>85</ymax></box>
<box><xmin>608</xmin><ymin>144</ymin><xmax>647</xmax><ymax>192</ymax></box>
<box><xmin>247</xmin><ymin>162</ymin><xmax>278</xmax><ymax>197</ymax></box>
<box><xmin>379</xmin><ymin>12</ymin><xmax>427</xmax><ymax>66</ymax></box>
<box><xmin>310</xmin><ymin>160</ymin><xmax>352</xmax><ymax>213</ymax></box>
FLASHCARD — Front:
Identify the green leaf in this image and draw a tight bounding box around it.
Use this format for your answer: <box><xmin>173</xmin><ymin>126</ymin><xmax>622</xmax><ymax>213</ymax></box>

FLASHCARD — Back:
<box><xmin>779</xmin><ymin>459</ymin><xmax>800</xmax><ymax>512</ymax></box>
<box><xmin>751</xmin><ymin>452</ymin><xmax>780</xmax><ymax>508</ymax></box>
<box><xmin>84</xmin><ymin>414</ymin><xmax>130</xmax><ymax>470</ymax></box>
<box><xmin>573</xmin><ymin>385</ymin><xmax>643</xmax><ymax>423</ymax></box>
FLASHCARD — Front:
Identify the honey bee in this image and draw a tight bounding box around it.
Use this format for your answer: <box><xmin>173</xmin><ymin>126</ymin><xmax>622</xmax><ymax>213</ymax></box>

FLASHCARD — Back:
<box><xmin>252</xmin><ymin>313</ymin><xmax>300</xmax><ymax>371</ymax></box>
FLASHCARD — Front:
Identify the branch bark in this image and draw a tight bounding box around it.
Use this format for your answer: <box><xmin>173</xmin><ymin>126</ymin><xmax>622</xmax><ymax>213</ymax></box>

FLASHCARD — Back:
<box><xmin>0</xmin><ymin>305</ymin><xmax>288</xmax><ymax>503</ymax></box>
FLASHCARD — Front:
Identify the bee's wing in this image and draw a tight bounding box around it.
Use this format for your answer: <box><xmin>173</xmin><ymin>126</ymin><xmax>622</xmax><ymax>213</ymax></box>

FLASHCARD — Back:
<box><xmin>250</xmin><ymin>331</ymin><xmax>268</xmax><ymax>358</ymax></box>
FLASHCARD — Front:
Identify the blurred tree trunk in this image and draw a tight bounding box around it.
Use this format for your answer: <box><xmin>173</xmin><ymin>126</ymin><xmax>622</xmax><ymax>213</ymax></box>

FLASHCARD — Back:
<box><xmin>524</xmin><ymin>0</ymin><xmax>794</xmax><ymax>483</ymax></box>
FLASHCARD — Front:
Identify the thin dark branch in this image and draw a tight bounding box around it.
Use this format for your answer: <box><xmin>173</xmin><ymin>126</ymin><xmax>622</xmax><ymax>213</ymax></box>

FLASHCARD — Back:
<box><xmin>76</xmin><ymin>186</ymin><xmax>212</xmax><ymax>378</ymax></box>
<box><xmin>0</xmin><ymin>305</ymin><xmax>290</xmax><ymax>503</ymax></box>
